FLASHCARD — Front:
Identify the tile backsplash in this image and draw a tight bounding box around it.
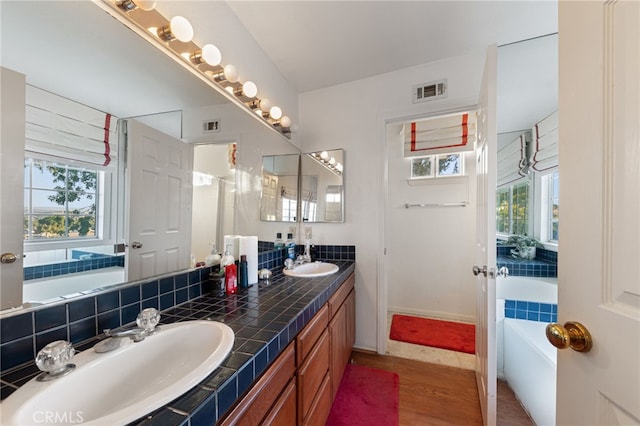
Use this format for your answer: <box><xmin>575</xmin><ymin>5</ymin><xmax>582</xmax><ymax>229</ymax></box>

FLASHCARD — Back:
<box><xmin>497</xmin><ymin>245</ymin><xmax>557</xmax><ymax>278</ymax></box>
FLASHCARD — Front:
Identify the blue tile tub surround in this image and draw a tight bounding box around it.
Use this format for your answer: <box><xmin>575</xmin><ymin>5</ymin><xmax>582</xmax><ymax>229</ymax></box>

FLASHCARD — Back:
<box><xmin>497</xmin><ymin>246</ymin><xmax>557</xmax><ymax>278</ymax></box>
<box><xmin>504</xmin><ymin>299</ymin><xmax>558</xmax><ymax>323</ymax></box>
<box><xmin>0</xmin><ymin>258</ymin><xmax>356</xmax><ymax>426</ymax></box>
<box><xmin>23</xmin><ymin>255</ymin><xmax>125</xmax><ymax>281</ymax></box>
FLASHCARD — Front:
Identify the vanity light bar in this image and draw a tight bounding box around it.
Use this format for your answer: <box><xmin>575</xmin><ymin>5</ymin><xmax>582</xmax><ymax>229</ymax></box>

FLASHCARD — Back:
<box><xmin>103</xmin><ymin>0</ymin><xmax>292</xmax><ymax>139</ymax></box>
<box><xmin>308</xmin><ymin>152</ymin><xmax>343</xmax><ymax>177</ymax></box>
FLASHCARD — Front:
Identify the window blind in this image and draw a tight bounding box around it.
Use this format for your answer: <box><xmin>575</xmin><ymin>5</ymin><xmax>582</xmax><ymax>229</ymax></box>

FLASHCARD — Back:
<box><xmin>497</xmin><ymin>132</ymin><xmax>529</xmax><ymax>187</ymax></box>
<box><xmin>531</xmin><ymin>111</ymin><xmax>558</xmax><ymax>172</ymax></box>
<box><xmin>404</xmin><ymin>112</ymin><xmax>477</xmax><ymax>158</ymax></box>
<box><xmin>25</xmin><ymin>85</ymin><xmax>118</xmax><ymax>167</ymax></box>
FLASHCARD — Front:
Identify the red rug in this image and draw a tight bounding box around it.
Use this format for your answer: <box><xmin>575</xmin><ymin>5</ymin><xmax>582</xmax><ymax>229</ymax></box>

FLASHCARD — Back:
<box><xmin>326</xmin><ymin>364</ymin><xmax>399</xmax><ymax>426</ymax></box>
<box><xmin>390</xmin><ymin>314</ymin><xmax>476</xmax><ymax>354</ymax></box>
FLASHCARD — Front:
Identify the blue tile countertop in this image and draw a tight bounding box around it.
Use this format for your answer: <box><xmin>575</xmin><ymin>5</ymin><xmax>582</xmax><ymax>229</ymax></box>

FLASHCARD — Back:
<box><xmin>1</xmin><ymin>261</ymin><xmax>356</xmax><ymax>426</ymax></box>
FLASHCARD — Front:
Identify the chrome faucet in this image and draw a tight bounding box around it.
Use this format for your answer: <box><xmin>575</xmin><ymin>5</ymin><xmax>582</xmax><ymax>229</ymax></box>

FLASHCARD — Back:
<box><xmin>103</xmin><ymin>327</ymin><xmax>148</xmax><ymax>342</ymax></box>
<box><xmin>95</xmin><ymin>308</ymin><xmax>161</xmax><ymax>353</ymax></box>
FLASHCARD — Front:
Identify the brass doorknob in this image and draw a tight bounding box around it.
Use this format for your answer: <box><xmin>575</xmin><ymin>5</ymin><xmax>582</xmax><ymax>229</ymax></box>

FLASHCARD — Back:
<box><xmin>1</xmin><ymin>253</ymin><xmax>18</xmax><ymax>264</ymax></box>
<box><xmin>546</xmin><ymin>321</ymin><xmax>593</xmax><ymax>353</ymax></box>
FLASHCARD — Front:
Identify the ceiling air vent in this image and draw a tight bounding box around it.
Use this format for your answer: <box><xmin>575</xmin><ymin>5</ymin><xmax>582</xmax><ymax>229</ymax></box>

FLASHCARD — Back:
<box><xmin>202</xmin><ymin>119</ymin><xmax>220</xmax><ymax>133</ymax></box>
<box><xmin>412</xmin><ymin>79</ymin><xmax>447</xmax><ymax>104</ymax></box>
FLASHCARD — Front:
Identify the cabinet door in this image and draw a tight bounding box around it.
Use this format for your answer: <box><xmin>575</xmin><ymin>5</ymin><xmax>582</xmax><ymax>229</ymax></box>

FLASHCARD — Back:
<box><xmin>345</xmin><ymin>289</ymin><xmax>356</xmax><ymax>357</ymax></box>
<box><xmin>262</xmin><ymin>379</ymin><xmax>297</xmax><ymax>426</ymax></box>
<box><xmin>329</xmin><ymin>302</ymin><xmax>347</xmax><ymax>400</ymax></box>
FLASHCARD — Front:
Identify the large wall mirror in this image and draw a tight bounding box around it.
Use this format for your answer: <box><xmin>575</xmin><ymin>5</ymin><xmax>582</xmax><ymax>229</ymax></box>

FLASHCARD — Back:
<box><xmin>260</xmin><ymin>149</ymin><xmax>345</xmax><ymax>223</ymax></box>
<box><xmin>0</xmin><ymin>1</ymin><xmax>295</xmax><ymax>311</ymax></box>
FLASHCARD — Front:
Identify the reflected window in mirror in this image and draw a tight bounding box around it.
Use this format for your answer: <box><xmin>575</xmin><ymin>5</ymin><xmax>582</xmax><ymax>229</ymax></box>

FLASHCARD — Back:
<box><xmin>300</xmin><ymin>149</ymin><xmax>345</xmax><ymax>223</ymax></box>
<box><xmin>24</xmin><ymin>158</ymin><xmax>101</xmax><ymax>242</ymax></box>
<box><xmin>260</xmin><ymin>154</ymin><xmax>300</xmax><ymax>222</ymax></box>
<box><xmin>23</xmin><ymin>156</ymin><xmax>117</xmax><ymax>267</ymax></box>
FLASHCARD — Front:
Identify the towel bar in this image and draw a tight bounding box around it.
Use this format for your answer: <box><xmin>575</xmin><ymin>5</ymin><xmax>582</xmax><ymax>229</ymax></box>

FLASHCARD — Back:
<box><xmin>404</xmin><ymin>201</ymin><xmax>468</xmax><ymax>208</ymax></box>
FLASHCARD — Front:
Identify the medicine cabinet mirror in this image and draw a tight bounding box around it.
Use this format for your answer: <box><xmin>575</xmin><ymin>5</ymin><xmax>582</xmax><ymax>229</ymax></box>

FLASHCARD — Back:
<box><xmin>260</xmin><ymin>149</ymin><xmax>345</xmax><ymax>223</ymax></box>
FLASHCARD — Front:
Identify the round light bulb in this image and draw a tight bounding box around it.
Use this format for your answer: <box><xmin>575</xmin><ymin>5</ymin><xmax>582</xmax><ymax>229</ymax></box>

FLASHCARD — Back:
<box><xmin>242</xmin><ymin>81</ymin><xmax>258</xmax><ymax>98</ymax></box>
<box><xmin>320</xmin><ymin>151</ymin><xmax>329</xmax><ymax>160</ymax></box>
<box><xmin>223</xmin><ymin>64</ymin><xmax>239</xmax><ymax>83</ymax></box>
<box><xmin>280</xmin><ymin>116</ymin><xmax>291</xmax><ymax>128</ymax></box>
<box><xmin>259</xmin><ymin>98</ymin><xmax>272</xmax><ymax>112</ymax></box>
<box><xmin>170</xmin><ymin>16</ymin><xmax>193</xmax><ymax>42</ymax></box>
<box><xmin>337</xmin><ymin>163</ymin><xmax>343</xmax><ymax>172</ymax></box>
<box><xmin>225</xmin><ymin>86</ymin><xmax>235</xmax><ymax>95</ymax></box>
<box><xmin>135</xmin><ymin>0</ymin><xmax>156</xmax><ymax>11</ymax></box>
<box><xmin>329</xmin><ymin>157</ymin><xmax>336</xmax><ymax>165</ymax></box>
<box><xmin>201</xmin><ymin>44</ymin><xmax>222</xmax><ymax>66</ymax></box>
<box><xmin>270</xmin><ymin>106</ymin><xmax>282</xmax><ymax>120</ymax></box>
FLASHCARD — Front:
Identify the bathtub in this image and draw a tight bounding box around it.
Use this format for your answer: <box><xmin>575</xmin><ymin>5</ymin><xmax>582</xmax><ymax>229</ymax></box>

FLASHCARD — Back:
<box><xmin>497</xmin><ymin>276</ymin><xmax>557</xmax><ymax>426</ymax></box>
<box><xmin>23</xmin><ymin>266</ymin><xmax>125</xmax><ymax>303</ymax></box>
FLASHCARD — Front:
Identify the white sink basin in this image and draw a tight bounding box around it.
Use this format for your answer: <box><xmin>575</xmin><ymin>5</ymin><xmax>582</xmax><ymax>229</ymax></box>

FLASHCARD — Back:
<box><xmin>283</xmin><ymin>261</ymin><xmax>339</xmax><ymax>277</ymax></box>
<box><xmin>2</xmin><ymin>320</ymin><xmax>234</xmax><ymax>425</ymax></box>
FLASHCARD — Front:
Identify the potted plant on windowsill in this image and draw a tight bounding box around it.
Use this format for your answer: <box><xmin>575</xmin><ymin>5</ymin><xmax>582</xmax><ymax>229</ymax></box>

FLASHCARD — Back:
<box><xmin>507</xmin><ymin>235</ymin><xmax>543</xmax><ymax>260</ymax></box>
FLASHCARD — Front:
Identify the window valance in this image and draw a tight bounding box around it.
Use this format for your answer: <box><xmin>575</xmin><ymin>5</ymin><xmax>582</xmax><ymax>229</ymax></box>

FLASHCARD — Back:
<box><xmin>531</xmin><ymin>111</ymin><xmax>558</xmax><ymax>172</ymax></box>
<box><xmin>403</xmin><ymin>112</ymin><xmax>477</xmax><ymax>158</ymax></box>
<box><xmin>498</xmin><ymin>131</ymin><xmax>530</xmax><ymax>187</ymax></box>
<box><xmin>25</xmin><ymin>85</ymin><xmax>118</xmax><ymax>167</ymax></box>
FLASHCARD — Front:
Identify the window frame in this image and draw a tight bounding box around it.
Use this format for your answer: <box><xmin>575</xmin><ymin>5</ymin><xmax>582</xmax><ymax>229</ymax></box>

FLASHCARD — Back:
<box><xmin>410</xmin><ymin>153</ymin><xmax>465</xmax><ymax>180</ymax></box>
<box><xmin>496</xmin><ymin>177</ymin><xmax>533</xmax><ymax>238</ymax></box>
<box><xmin>23</xmin><ymin>153</ymin><xmax>116</xmax><ymax>253</ymax></box>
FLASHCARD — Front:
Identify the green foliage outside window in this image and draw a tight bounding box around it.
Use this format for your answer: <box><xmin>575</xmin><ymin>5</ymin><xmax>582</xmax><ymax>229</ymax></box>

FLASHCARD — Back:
<box><xmin>496</xmin><ymin>181</ymin><xmax>529</xmax><ymax>236</ymax></box>
<box><xmin>24</xmin><ymin>159</ymin><xmax>98</xmax><ymax>240</ymax></box>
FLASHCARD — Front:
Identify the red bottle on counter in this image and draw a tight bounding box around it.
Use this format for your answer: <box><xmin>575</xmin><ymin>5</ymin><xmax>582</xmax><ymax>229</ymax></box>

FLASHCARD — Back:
<box><xmin>225</xmin><ymin>264</ymin><xmax>237</xmax><ymax>295</ymax></box>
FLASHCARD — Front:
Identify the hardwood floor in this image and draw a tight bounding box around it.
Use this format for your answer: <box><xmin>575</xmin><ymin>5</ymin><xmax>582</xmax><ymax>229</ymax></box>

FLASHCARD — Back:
<box><xmin>351</xmin><ymin>350</ymin><xmax>534</xmax><ymax>426</ymax></box>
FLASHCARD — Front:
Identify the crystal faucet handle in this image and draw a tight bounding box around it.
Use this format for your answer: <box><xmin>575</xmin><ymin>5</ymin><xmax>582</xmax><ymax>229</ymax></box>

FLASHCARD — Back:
<box><xmin>36</xmin><ymin>340</ymin><xmax>75</xmax><ymax>374</ymax></box>
<box><xmin>136</xmin><ymin>307</ymin><xmax>160</xmax><ymax>333</ymax></box>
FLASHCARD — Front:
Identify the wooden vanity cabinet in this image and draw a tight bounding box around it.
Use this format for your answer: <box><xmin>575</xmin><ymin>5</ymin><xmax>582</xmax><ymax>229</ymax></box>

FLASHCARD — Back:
<box><xmin>328</xmin><ymin>273</ymin><xmax>356</xmax><ymax>399</ymax></box>
<box><xmin>296</xmin><ymin>305</ymin><xmax>330</xmax><ymax>425</ymax></box>
<box><xmin>219</xmin><ymin>343</ymin><xmax>296</xmax><ymax>426</ymax></box>
<box><xmin>217</xmin><ymin>272</ymin><xmax>355</xmax><ymax>426</ymax></box>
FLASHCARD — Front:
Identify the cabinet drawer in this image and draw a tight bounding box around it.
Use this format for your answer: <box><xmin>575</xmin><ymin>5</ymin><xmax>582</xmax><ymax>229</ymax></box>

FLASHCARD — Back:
<box><xmin>302</xmin><ymin>373</ymin><xmax>331</xmax><ymax>426</ymax></box>
<box><xmin>297</xmin><ymin>330</ymin><xmax>329</xmax><ymax>419</ymax></box>
<box><xmin>328</xmin><ymin>272</ymin><xmax>355</xmax><ymax>318</ymax></box>
<box><xmin>262</xmin><ymin>379</ymin><xmax>297</xmax><ymax>426</ymax></box>
<box><xmin>296</xmin><ymin>304</ymin><xmax>328</xmax><ymax>365</ymax></box>
<box><xmin>220</xmin><ymin>343</ymin><xmax>295</xmax><ymax>426</ymax></box>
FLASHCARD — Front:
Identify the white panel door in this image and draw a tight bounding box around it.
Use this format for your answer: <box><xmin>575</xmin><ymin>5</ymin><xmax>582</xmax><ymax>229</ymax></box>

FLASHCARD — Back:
<box><xmin>0</xmin><ymin>68</ymin><xmax>25</xmax><ymax>309</ymax></box>
<box><xmin>475</xmin><ymin>44</ymin><xmax>497</xmax><ymax>426</ymax></box>
<box><xmin>125</xmin><ymin>119</ymin><xmax>193</xmax><ymax>282</ymax></box>
<box><xmin>556</xmin><ymin>2</ymin><xmax>640</xmax><ymax>424</ymax></box>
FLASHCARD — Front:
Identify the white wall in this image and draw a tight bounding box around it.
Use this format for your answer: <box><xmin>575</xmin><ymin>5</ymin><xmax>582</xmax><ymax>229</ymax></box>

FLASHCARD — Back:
<box><xmin>299</xmin><ymin>50</ymin><xmax>486</xmax><ymax>350</ymax></box>
<box><xmin>386</xmin><ymin>121</ymin><xmax>477</xmax><ymax>322</ymax></box>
